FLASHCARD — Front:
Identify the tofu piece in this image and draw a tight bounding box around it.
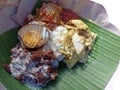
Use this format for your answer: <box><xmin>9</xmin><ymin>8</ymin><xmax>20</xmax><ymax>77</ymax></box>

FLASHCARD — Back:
<box><xmin>64</xmin><ymin>33</ymin><xmax>86</xmax><ymax>68</ymax></box>
<box><xmin>72</xmin><ymin>33</ymin><xmax>85</xmax><ymax>55</ymax></box>
<box><xmin>65</xmin><ymin>53</ymin><xmax>80</xmax><ymax>68</ymax></box>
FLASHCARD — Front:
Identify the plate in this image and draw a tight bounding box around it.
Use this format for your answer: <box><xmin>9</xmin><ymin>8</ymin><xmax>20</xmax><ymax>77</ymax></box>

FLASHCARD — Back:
<box><xmin>0</xmin><ymin>1</ymin><xmax>120</xmax><ymax>90</ymax></box>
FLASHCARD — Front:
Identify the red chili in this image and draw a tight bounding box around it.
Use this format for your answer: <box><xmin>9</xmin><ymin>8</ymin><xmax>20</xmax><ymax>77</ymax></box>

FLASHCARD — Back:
<box><xmin>62</xmin><ymin>8</ymin><xmax>80</xmax><ymax>22</ymax></box>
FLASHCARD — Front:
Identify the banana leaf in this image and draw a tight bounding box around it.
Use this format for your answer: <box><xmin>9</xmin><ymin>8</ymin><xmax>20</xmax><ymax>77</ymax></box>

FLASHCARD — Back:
<box><xmin>0</xmin><ymin>0</ymin><xmax>120</xmax><ymax>90</ymax></box>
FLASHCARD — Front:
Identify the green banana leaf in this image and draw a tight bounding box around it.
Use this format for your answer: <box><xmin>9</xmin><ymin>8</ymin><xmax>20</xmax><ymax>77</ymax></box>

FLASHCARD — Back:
<box><xmin>0</xmin><ymin>0</ymin><xmax>120</xmax><ymax>90</ymax></box>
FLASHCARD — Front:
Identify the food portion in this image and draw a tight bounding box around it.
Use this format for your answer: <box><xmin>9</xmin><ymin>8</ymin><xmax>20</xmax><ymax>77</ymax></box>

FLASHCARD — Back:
<box><xmin>3</xmin><ymin>2</ymin><xmax>97</xmax><ymax>87</ymax></box>
<box><xmin>61</xmin><ymin>8</ymin><xmax>80</xmax><ymax>23</ymax></box>
<box><xmin>18</xmin><ymin>24</ymin><xmax>50</xmax><ymax>49</ymax></box>
<box><xmin>51</xmin><ymin>20</ymin><xmax>97</xmax><ymax>68</ymax></box>
<box><xmin>35</xmin><ymin>3</ymin><xmax>63</xmax><ymax>24</ymax></box>
<box><xmin>7</xmin><ymin>44</ymin><xmax>59</xmax><ymax>87</ymax></box>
